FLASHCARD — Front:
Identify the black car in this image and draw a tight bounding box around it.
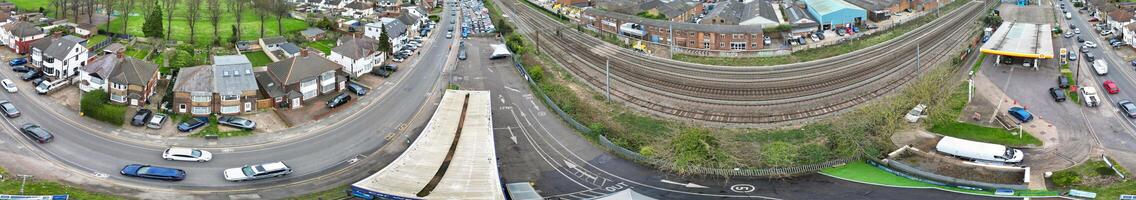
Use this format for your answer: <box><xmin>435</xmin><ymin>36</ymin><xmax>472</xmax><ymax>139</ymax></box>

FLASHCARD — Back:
<box><xmin>1058</xmin><ymin>76</ymin><xmax>1070</xmax><ymax>89</ymax></box>
<box><xmin>1049</xmin><ymin>88</ymin><xmax>1067</xmax><ymax>102</ymax></box>
<box><xmin>131</xmin><ymin>109</ymin><xmax>153</xmax><ymax>126</ymax></box>
<box><xmin>0</xmin><ymin>100</ymin><xmax>19</xmax><ymax>118</ymax></box>
<box><xmin>1121</xmin><ymin>100</ymin><xmax>1136</xmax><ymax>118</ymax></box>
<box><xmin>1086</xmin><ymin>53</ymin><xmax>1096</xmax><ymax>62</ymax></box>
<box><xmin>20</xmin><ymin>123</ymin><xmax>53</xmax><ymax>143</ymax></box>
<box><xmin>177</xmin><ymin>117</ymin><xmax>209</xmax><ymax>132</ymax></box>
<box><xmin>218</xmin><ymin>116</ymin><xmax>256</xmax><ymax>130</ymax></box>
<box><xmin>20</xmin><ymin>70</ymin><xmax>40</xmax><ymax>81</ymax></box>
<box><xmin>1077</xmin><ymin>36</ymin><xmax>1085</xmax><ymax>43</ymax></box>
<box><xmin>381</xmin><ymin>64</ymin><xmax>398</xmax><ymax>72</ymax></box>
<box><xmin>371</xmin><ymin>68</ymin><xmax>391</xmax><ymax>78</ymax></box>
<box><xmin>120</xmin><ymin>164</ymin><xmax>186</xmax><ymax>181</ymax></box>
<box><xmin>11</xmin><ymin>65</ymin><xmax>29</xmax><ymax>73</ymax></box>
<box><xmin>327</xmin><ymin>93</ymin><xmax>352</xmax><ymax>108</ymax></box>
<box><xmin>346</xmin><ymin>81</ymin><xmax>368</xmax><ymax>96</ymax></box>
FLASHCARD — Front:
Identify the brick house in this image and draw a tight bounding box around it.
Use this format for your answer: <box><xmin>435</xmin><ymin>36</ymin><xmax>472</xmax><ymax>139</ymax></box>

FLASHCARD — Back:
<box><xmin>1</xmin><ymin>21</ymin><xmax>44</xmax><ymax>54</ymax></box>
<box><xmin>581</xmin><ymin>9</ymin><xmax>765</xmax><ymax>51</ymax></box>
<box><xmin>107</xmin><ymin>56</ymin><xmax>160</xmax><ymax>106</ymax></box>
<box><xmin>256</xmin><ymin>50</ymin><xmax>345</xmax><ymax>109</ymax></box>
<box><xmin>171</xmin><ymin>55</ymin><xmax>259</xmax><ymax>116</ymax></box>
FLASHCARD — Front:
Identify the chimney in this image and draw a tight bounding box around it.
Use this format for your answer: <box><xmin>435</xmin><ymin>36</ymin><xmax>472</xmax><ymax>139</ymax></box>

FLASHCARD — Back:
<box><xmin>301</xmin><ymin>49</ymin><xmax>309</xmax><ymax>57</ymax></box>
<box><xmin>116</xmin><ymin>51</ymin><xmax>124</xmax><ymax>59</ymax></box>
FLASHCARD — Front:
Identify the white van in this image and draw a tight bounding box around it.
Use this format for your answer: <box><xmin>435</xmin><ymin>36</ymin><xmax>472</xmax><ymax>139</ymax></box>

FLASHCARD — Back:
<box><xmin>1066</xmin><ymin>12</ymin><xmax>1072</xmax><ymax>19</ymax></box>
<box><xmin>1093</xmin><ymin>60</ymin><xmax>1109</xmax><ymax>75</ymax></box>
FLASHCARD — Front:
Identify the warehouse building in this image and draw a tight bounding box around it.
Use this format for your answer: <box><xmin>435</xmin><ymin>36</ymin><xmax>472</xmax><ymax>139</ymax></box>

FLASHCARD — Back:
<box><xmin>800</xmin><ymin>0</ymin><xmax>867</xmax><ymax>25</ymax></box>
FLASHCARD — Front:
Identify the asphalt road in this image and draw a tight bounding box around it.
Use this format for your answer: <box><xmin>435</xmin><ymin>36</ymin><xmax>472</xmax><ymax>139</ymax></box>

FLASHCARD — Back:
<box><xmin>0</xmin><ymin>4</ymin><xmax>461</xmax><ymax>199</ymax></box>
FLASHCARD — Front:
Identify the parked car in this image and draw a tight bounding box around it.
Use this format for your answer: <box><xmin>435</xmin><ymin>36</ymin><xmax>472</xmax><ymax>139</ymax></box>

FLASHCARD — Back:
<box><xmin>1049</xmin><ymin>88</ymin><xmax>1067</xmax><ymax>102</ymax></box>
<box><xmin>1057</xmin><ymin>76</ymin><xmax>1070</xmax><ymax>89</ymax></box>
<box><xmin>866</xmin><ymin>24</ymin><xmax>879</xmax><ymax>29</ymax></box>
<box><xmin>162</xmin><ymin>147</ymin><xmax>213</xmax><ymax>162</ymax></box>
<box><xmin>120</xmin><ymin>164</ymin><xmax>186</xmax><ymax>181</ymax></box>
<box><xmin>1086</xmin><ymin>53</ymin><xmax>1095</xmax><ymax>62</ymax></box>
<box><xmin>147</xmin><ymin>113</ymin><xmax>167</xmax><ymax>129</ymax></box>
<box><xmin>1007</xmin><ymin>107</ymin><xmax>1034</xmax><ymax>122</ymax></box>
<box><xmin>346</xmin><ymin>81</ymin><xmax>368</xmax><ymax>96</ymax></box>
<box><xmin>381</xmin><ymin>64</ymin><xmax>398</xmax><ymax>72</ymax></box>
<box><xmin>20</xmin><ymin>123</ymin><xmax>53</xmax><ymax>143</ymax></box>
<box><xmin>458</xmin><ymin>49</ymin><xmax>467</xmax><ymax>60</ymax></box>
<box><xmin>1077</xmin><ymin>36</ymin><xmax>1085</xmax><ymax>43</ymax></box>
<box><xmin>1121</xmin><ymin>100</ymin><xmax>1136</xmax><ymax>118</ymax></box>
<box><xmin>2</xmin><ymin>79</ymin><xmax>16</xmax><ymax>93</ymax></box>
<box><xmin>327</xmin><ymin>92</ymin><xmax>352</xmax><ymax>108</ymax></box>
<box><xmin>1084</xmin><ymin>41</ymin><xmax>1098</xmax><ymax>48</ymax></box>
<box><xmin>446</xmin><ymin>32</ymin><xmax>452</xmax><ymax>39</ymax></box>
<box><xmin>371</xmin><ymin>68</ymin><xmax>391</xmax><ymax>78</ymax></box>
<box><xmin>20</xmin><ymin>70</ymin><xmax>40</xmax><ymax>81</ymax></box>
<box><xmin>1</xmin><ymin>100</ymin><xmax>20</xmax><ymax>118</ymax></box>
<box><xmin>223</xmin><ymin>162</ymin><xmax>292</xmax><ymax>181</ymax></box>
<box><xmin>176</xmin><ymin>117</ymin><xmax>209</xmax><ymax>132</ymax></box>
<box><xmin>1104</xmin><ymin>80</ymin><xmax>1120</xmax><ymax>94</ymax></box>
<box><xmin>8</xmin><ymin>57</ymin><xmax>26</xmax><ymax>66</ymax></box>
<box><xmin>1068</xmin><ymin>52</ymin><xmax>1077</xmax><ymax>60</ymax></box>
<box><xmin>218</xmin><ymin>116</ymin><xmax>256</xmax><ymax>130</ymax></box>
<box><xmin>1081</xmin><ymin>47</ymin><xmax>1089</xmax><ymax>53</ymax></box>
<box><xmin>1082</xmin><ymin>87</ymin><xmax>1101</xmax><ymax>107</ymax></box>
<box><xmin>131</xmin><ymin>109</ymin><xmax>153</xmax><ymax>126</ymax></box>
<box><xmin>11</xmin><ymin>65</ymin><xmax>29</xmax><ymax>73</ymax></box>
<box><xmin>1131</xmin><ymin>59</ymin><xmax>1136</xmax><ymax>66</ymax></box>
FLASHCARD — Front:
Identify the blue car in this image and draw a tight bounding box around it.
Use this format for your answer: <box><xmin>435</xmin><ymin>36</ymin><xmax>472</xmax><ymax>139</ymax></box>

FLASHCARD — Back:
<box><xmin>120</xmin><ymin>164</ymin><xmax>186</xmax><ymax>181</ymax></box>
<box><xmin>1007</xmin><ymin>107</ymin><xmax>1033</xmax><ymax>123</ymax></box>
<box><xmin>176</xmin><ymin>117</ymin><xmax>209</xmax><ymax>132</ymax></box>
<box><xmin>8</xmin><ymin>57</ymin><xmax>26</xmax><ymax>66</ymax></box>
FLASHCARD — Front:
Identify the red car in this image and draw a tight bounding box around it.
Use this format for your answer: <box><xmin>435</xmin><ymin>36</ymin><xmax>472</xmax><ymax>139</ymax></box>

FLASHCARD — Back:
<box><xmin>1104</xmin><ymin>80</ymin><xmax>1120</xmax><ymax>94</ymax></box>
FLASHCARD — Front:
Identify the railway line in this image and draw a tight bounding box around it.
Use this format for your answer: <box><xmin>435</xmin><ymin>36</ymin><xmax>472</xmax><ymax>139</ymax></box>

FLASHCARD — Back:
<box><xmin>497</xmin><ymin>0</ymin><xmax>986</xmax><ymax>124</ymax></box>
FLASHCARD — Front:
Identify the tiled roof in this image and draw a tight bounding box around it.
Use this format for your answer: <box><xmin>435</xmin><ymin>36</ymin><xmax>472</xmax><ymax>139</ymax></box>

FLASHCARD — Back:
<box><xmin>3</xmin><ymin>21</ymin><xmax>42</xmax><ymax>37</ymax></box>
<box><xmin>108</xmin><ymin>57</ymin><xmax>158</xmax><ymax>86</ymax></box>
<box><xmin>300</xmin><ymin>28</ymin><xmax>326</xmax><ymax>37</ymax></box>
<box><xmin>384</xmin><ymin>20</ymin><xmax>407</xmax><ymax>37</ymax></box>
<box><xmin>281</xmin><ymin>43</ymin><xmax>302</xmax><ymax>54</ymax></box>
<box><xmin>583</xmin><ymin>8</ymin><xmax>766</xmax><ymax>33</ymax></box>
<box><xmin>261</xmin><ymin>36</ymin><xmax>288</xmax><ymax>45</ymax></box>
<box><xmin>843</xmin><ymin>0</ymin><xmax>899</xmax><ymax>11</ymax></box>
<box><xmin>32</xmin><ymin>36</ymin><xmax>81</xmax><ymax>59</ymax></box>
<box><xmin>212</xmin><ymin>55</ymin><xmax>258</xmax><ymax>95</ymax></box>
<box><xmin>173</xmin><ymin>65</ymin><xmax>214</xmax><ymax>93</ymax></box>
<box><xmin>82</xmin><ymin>54</ymin><xmax>122</xmax><ymax>79</ymax></box>
<box><xmin>266</xmin><ymin>51</ymin><xmax>341</xmax><ymax>85</ymax></box>
<box><xmin>255</xmin><ymin>71</ymin><xmax>286</xmax><ymax>98</ymax></box>
<box><xmin>332</xmin><ymin>35</ymin><xmax>381</xmax><ymax>60</ymax></box>
<box><xmin>1109</xmin><ymin>10</ymin><xmax>1134</xmax><ymax>22</ymax></box>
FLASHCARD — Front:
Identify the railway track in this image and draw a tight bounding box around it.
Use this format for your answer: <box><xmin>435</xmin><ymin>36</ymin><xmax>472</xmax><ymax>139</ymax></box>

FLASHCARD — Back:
<box><xmin>497</xmin><ymin>0</ymin><xmax>985</xmax><ymax>125</ymax></box>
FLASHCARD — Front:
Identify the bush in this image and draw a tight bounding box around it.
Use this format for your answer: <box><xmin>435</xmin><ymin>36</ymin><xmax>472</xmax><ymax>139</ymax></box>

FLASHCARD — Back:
<box><xmin>1051</xmin><ymin>171</ymin><xmax>1081</xmax><ymax>188</ymax></box>
<box><xmin>760</xmin><ymin>142</ymin><xmax>797</xmax><ymax>167</ymax></box>
<box><xmin>526</xmin><ymin>64</ymin><xmax>544</xmax><ymax>83</ymax></box>
<box><xmin>670</xmin><ymin>128</ymin><xmax>732</xmax><ymax>172</ymax></box>
<box><xmin>635</xmin><ymin>11</ymin><xmax>666</xmax><ymax>20</ymax></box>
<box><xmin>80</xmin><ymin>90</ymin><xmax>126</xmax><ymax>126</ymax></box>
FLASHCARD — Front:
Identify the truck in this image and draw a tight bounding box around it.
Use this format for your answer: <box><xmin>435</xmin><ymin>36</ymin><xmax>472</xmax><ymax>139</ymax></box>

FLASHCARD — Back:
<box><xmin>935</xmin><ymin>136</ymin><xmax>1024</xmax><ymax>163</ymax></box>
<box><xmin>1093</xmin><ymin>59</ymin><xmax>1109</xmax><ymax>75</ymax></box>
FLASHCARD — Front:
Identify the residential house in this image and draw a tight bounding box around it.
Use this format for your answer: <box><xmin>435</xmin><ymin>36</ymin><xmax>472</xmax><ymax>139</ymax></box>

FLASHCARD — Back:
<box><xmin>259</xmin><ymin>36</ymin><xmax>289</xmax><ymax>51</ymax></box>
<box><xmin>396</xmin><ymin>13</ymin><xmax>421</xmax><ymax>38</ymax></box>
<box><xmin>1125</xmin><ymin>23</ymin><xmax>1136</xmax><ymax>48</ymax></box>
<box><xmin>1107</xmin><ymin>9</ymin><xmax>1134</xmax><ymax>32</ymax></box>
<box><xmin>700</xmin><ymin>0</ymin><xmax>780</xmax><ymax>27</ymax></box>
<box><xmin>557</xmin><ymin>0</ymin><xmax>592</xmax><ymax>7</ymax></box>
<box><xmin>330</xmin><ymin>35</ymin><xmax>385</xmax><ymax>77</ymax></box>
<box><xmin>76</xmin><ymin>23</ymin><xmax>96</xmax><ymax>37</ymax></box>
<box><xmin>343</xmin><ymin>1</ymin><xmax>375</xmax><ymax>18</ymax></box>
<box><xmin>30</xmin><ymin>34</ymin><xmax>88</xmax><ymax>79</ymax></box>
<box><xmin>637</xmin><ymin>0</ymin><xmax>705</xmax><ymax>22</ymax></box>
<box><xmin>171</xmin><ymin>55</ymin><xmax>259</xmax><ymax>116</ymax></box>
<box><xmin>316</xmin><ymin>0</ymin><xmax>345</xmax><ymax>9</ymax></box>
<box><xmin>279</xmin><ymin>42</ymin><xmax>303</xmax><ymax>58</ymax></box>
<box><xmin>300</xmin><ymin>28</ymin><xmax>327</xmax><ymax>41</ymax></box>
<box><xmin>1</xmin><ymin>21</ymin><xmax>45</xmax><ymax>54</ymax></box>
<box><xmin>101</xmin><ymin>43</ymin><xmax>126</xmax><ymax>56</ymax></box>
<box><xmin>580</xmin><ymin>9</ymin><xmax>766</xmax><ymax>51</ymax></box>
<box><xmin>382</xmin><ymin>18</ymin><xmax>408</xmax><ymax>52</ymax></box>
<box><xmin>0</xmin><ymin>2</ymin><xmax>15</xmax><ymax>11</ymax></box>
<box><xmin>0</xmin><ymin>13</ymin><xmax>12</xmax><ymax>26</ymax></box>
<box><xmin>844</xmin><ymin>0</ymin><xmax>910</xmax><ymax>21</ymax></box>
<box><xmin>78</xmin><ymin>52</ymin><xmax>123</xmax><ymax>92</ymax></box>
<box><xmin>377</xmin><ymin>0</ymin><xmax>402</xmax><ymax>11</ymax></box>
<box><xmin>257</xmin><ymin>50</ymin><xmax>345</xmax><ymax>109</ymax></box>
<box><xmin>107</xmin><ymin>56</ymin><xmax>159</xmax><ymax>106</ymax></box>
<box><xmin>363</xmin><ymin>22</ymin><xmax>384</xmax><ymax>39</ymax></box>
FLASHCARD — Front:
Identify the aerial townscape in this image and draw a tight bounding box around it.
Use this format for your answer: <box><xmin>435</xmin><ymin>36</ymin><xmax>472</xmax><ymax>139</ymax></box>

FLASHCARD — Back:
<box><xmin>1</xmin><ymin>0</ymin><xmax>1136</xmax><ymax>199</ymax></box>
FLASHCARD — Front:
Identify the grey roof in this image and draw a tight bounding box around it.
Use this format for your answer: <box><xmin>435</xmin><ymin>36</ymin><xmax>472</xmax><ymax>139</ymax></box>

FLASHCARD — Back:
<box><xmin>255</xmin><ymin>71</ymin><xmax>286</xmax><ymax>98</ymax></box>
<box><xmin>173</xmin><ymin>65</ymin><xmax>214</xmax><ymax>93</ymax></box>
<box><xmin>332</xmin><ymin>35</ymin><xmax>381</xmax><ymax>60</ymax></box>
<box><xmin>346</xmin><ymin>1</ymin><xmax>372</xmax><ymax>10</ymax></box>
<box><xmin>396</xmin><ymin>14</ymin><xmax>418</xmax><ymax>26</ymax></box>
<box><xmin>266</xmin><ymin>52</ymin><xmax>342</xmax><ymax>86</ymax></box>
<box><xmin>703</xmin><ymin>0</ymin><xmax>776</xmax><ymax>25</ymax></box>
<box><xmin>377</xmin><ymin>0</ymin><xmax>396</xmax><ymax>4</ymax></box>
<box><xmin>785</xmin><ymin>5</ymin><xmax>818</xmax><ymax>25</ymax></box>
<box><xmin>62</xmin><ymin>35</ymin><xmax>85</xmax><ymax>43</ymax></box>
<box><xmin>33</xmin><ymin>36</ymin><xmax>81</xmax><ymax>59</ymax></box>
<box><xmin>261</xmin><ymin>36</ymin><xmax>288</xmax><ymax>45</ymax></box>
<box><xmin>638</xmin><ymin>0</ymin><xmax>698</xmax><ymax>19</ymax></box>
<box><xmin>212</xmin><ymin>55</ymin><xmax>258</xmax><ymax>95</ymax></box>
<box><xmin>108</xmin><ymin>57</ymin><xmax>158</xmax><ymax>86</ymax></box>
<box><xmin>307</xmin><ymin>0</ymin><xmax>322</xmax><ymax>3</ymax></box>
<box><xmin>583</xmin><ymin>8</ymin><xmax>765</xmax><ymax>33</ymax></box>
<box><xmin>3</xmin><ymin>21</ymin><xmax>42</xmax><ymax>37</ymax></box>
<box><xmin>82</xmin><ymin>54</ymin><xmax>121</xmax><ymax>79</ymax></box>
<box><xmin>384</xmin><ymin>20</ymin><xmax>407</xmax><ymax>37</ymax></box>
<box><xmin>300</xmin><ymin>28</ymin><xmax>326</xmax><ymax>37</ymax></box>
<box><xmin>280</xmin><ymin>43</ymin><xmax>302</xmax><ymax>54</ymax></box>
<box><xmin>103</xmin><ymin>43</ymin><xmax>126</xmax><ymax>53</ymax></box>
<box><xmin>843</xmin><ymin>0</ymin><xmax>898</xmax><ymax>11</ymax></box>
<box><xmin>325</xmin><ymin>0</ymin><xmax>342</xmax><ymax>5</ymax></box>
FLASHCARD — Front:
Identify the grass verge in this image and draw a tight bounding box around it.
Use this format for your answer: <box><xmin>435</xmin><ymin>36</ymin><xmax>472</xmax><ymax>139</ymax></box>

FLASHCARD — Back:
<box><xmin>189</xmin><ymin>115</ymin><xmax>253</xmax><ymax>138</ymax></box>
<box><xmin>1052</xmin><ymin>157</ymin><xmax>1134</xmax><ymax>199</ymax></box>
<box><xmin>926</xmin><ymin>84</ymin><xmax>1043</xmax><ymax>147</ymax></box>
<box><xmin>821</xmin><ymin>161</ymin><xmax>1061</xmax><ymax>197</ymax></box>
<box><xmin>671</xmin><ymin>0</ymin><xmax>967</xmax><ymax>66</ymax></box>
<box><xmin>0</xmin><ymin>166</ymin><xmax>121</xmax><ymax>199</ymax></box>
<box><xmin>288</xmin><ymin>185</ymin><xmax>350</xmax><ymax>200</ymax></box>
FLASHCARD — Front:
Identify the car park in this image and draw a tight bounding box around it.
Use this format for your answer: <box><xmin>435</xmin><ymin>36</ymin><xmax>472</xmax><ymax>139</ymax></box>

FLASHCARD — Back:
<box><xmin>1049</xmin><ymin>88</ymin><xmax>1067</xmax><ymax>102</ymax></box>
<box><xmin>177</xmin><ymin>117</ymin><xmax>209</xmax><ymax>132</ymax></box>
<box><xmin>223</xmin><ymin>161</ymin><xmax>292</xmax><ymax>181</ymax></box>
<box><xmin>327</xmin><ymin>92</ymin><xmax>352</xmax><ymax>108</ymax></box>
<box><xmin>147</xmin><ymin>113</ymin><xmax>167</xmax><ymax>129</ymax></box>
<box><xmin>1104</xmin><ymin>80</ymin><xmax>1120</xmax><ymax>94</ymax></box>
<box><xmin>1121</xmin><ymin>100</ymin><xmax>1136</xmax><ymax>118</ymax></box>
<box><xmin>347</xmin><ymin>81</ymin><xmax>368</xmax><ymax>96</ymax></box>
<box><xmin>219</xmin><ymin>116</ymin><xmax>256</xmax><ymax>130</ymax></box>
<box><xmin>1007</xmin><ymin>107</ymin><xmax>1033</xmax><ymax>123</ymax></box>
<box><xmin>20</xmin><ymin>123</ymin><xmax>53</xmax><ymax>143</ymax></box>
<box><xmin>162</xmin><ymin>147</ymin><xmax>213</xmax><ymax>162</ymax></box>
<box><xmin>1057</xmin><ymin>76</ymin><xmax>1070</xmax><ymax>88</ymax></box>
<box><xmin>1083</xmin><ymin>87</ymin><xmax>1101</xmax><ymax>107</ymax></box>
<box><xmin>131</xmin><ymin>109</ymin><xmax>153</xmax><ymax>126</ymax></box>
<box><xmin>1</xmin><ymin>100</ymin><xmax>19</xmax><ymax>118</ymax></box>
<box><xmin>2</xmin><ymin>79</ymin><xmax>16</xmax><ymax>93</ymax></box>
<box><xmin>120</xmin><ymin>164</ymin><xmax>186</xmax><ymax>181</ymax></box>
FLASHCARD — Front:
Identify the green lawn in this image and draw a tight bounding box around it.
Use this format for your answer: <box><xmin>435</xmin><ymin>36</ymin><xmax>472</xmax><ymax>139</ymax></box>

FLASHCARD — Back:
<box><xmin>1056</xmin><ymin>158</ymin><xmax>1135</xmax><ymax>199</ymax></box>
<box><xmin>0</xmin><ymin>167</ymin><xmax>122</xmax><ymax>199</ymax></box>
<box><xmin>822</xmin><ymin>161</ymin><xmax>1061</xmax><ymax>197</ymax></box>
<box><xmin>189</xmin><ymin>116</ymin><xmax>253</xmax><ymax>138</ymax></box>
<box><xmin>308</xmin><ymin>39</ymin><xmax>335</xmax><ymax>55</ymax></box>
<box><xmin>288</xmin><ymin>185</ymin><xmax>350</xmax><ymax>200</ymax></box>
<box><xmin>125</xmin><ymin>49</ymin><xmax>148</xmax><ymax>60</ymax></box>
<box><xmin>100</xmin><ymin>0</ymin><xmax>308</xmax><ymax>43</ymax></box>
<box><xmin>243</xmin><ymin>51</ymin><xmax>272</xmax><ymax>67</ymax></box>
<box><xmin>86</xmin><ymin>35</ymin><xmax>110</xmax><ymax>48</ymax></box>
<box><xmin>9</xmin><ymin>0</ymin><xmax>51</xmax><ymax>14</ymax></box>
<box><xmin>928</xmin><ymin>84</ymin><xmax>1043</xmax><ymax>147</ymax></box>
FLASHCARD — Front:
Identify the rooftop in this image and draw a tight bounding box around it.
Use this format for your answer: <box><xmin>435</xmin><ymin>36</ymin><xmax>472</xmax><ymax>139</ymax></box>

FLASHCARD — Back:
<box><xmin>173</xmin><ymin>65</ymin><xmax>214</xmax><ymax>93</ymax></box>
<box><xmin>800</xmin><ymin>0</ymin><xmax>865</xmax><ymax>15</ymax></box>
<box><xmin>979</xmin><ymin>22</ymin><xmax>1055</xmax><ymax>59</ymax></box>
<box><xmin>212</xmin><ymin>55</ymin><xmax>258</xmax><ymax>95</ymax></box>
<box><xmin>583</xmin><ymin>8</ymin><xmax>766</xmax><ymax>33</ymax></box>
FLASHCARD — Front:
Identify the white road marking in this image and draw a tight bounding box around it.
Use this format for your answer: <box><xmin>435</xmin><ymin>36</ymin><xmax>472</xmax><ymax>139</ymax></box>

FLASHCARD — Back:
<box><xmin>504</xmin><ymin>86</ymin><xmax>520</xmax><ymax>92</ymax></box>
<box><xmin>661</xmin><ymin>179</ymin><xmax>709</xmax><ymax>188</ymax></box>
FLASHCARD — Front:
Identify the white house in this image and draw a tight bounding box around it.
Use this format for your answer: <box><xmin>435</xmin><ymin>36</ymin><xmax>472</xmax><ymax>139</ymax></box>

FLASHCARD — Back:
<box><xmin>364</xmin><ymin>18</ymin><xmax>408</xmax><ymax>53</ymax></box>
<box><xmin>1125</xmin><ymin>23</ymin><xmax>1136</xmax><ymax>49</ymax></box>
<box><xmin>330</xmin><ymin>35</ymin><xmax>385</xmax><ymax>77</ymax></box>
<box><xmin>30</xmin><ymin>34</ymin><xmax>88</xmax><ymax>79</ymax></box>
<box><xmin>316</xmin><ymin>0</ymin><xmax>345</xmax><ymax>9</ymax></box>
<box><xmin>1</xmin><ymin>21</ymin><xmax>45</xmax><ymax>54</ymax></box>
<box><xmin>78</xmin><ymin>53</ymin><xmax>123</xmax><ymax>92</ymax></box>
<box><xmin>342</xmin><ymin>1</ymin><xmax>375</xmax><ymax>18</ymax></box>
<box><xmin>363</xmin><ymin>22</ymin><xmax>383</xmax><ymax>39</ymax></box>
<box><xmin>396</xmin><ymin>9</ymin><xmax>422</xmax><ymax>37</ymax></box>
<box><xmin>259</xmin><ymin>36</ymin><xmax>288</xmax><ymax>51</ymax></box>
<box><xmin>1107</xmin><ymin>10</ymin><xmax>1134</xmax><ymax>32</ymax></box>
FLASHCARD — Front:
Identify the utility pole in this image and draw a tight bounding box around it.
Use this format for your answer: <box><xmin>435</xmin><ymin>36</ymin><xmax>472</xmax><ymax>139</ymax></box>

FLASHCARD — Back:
<box><xmin>916</xmin><ymin>43</ymin><xmax>921</xmax><ymax>68</ymax></box>
<box><xmin>668</xmin><ymin>24</ymin><xmax>674</xmax><ymax>58</ymax></box>
<box><xmin>536</xmin><ymin>29</ymin><xmax>540</xmax><ymax>55</ymax></box>
<box><xmin>18</xmin><ymin>175</ymin><xmax>32</xmax><ymax>194</ymax></box>
<box><xmin>606</xmin><ymin>59</ymin><xmax>611</xmax><ymax>101</ymax></box>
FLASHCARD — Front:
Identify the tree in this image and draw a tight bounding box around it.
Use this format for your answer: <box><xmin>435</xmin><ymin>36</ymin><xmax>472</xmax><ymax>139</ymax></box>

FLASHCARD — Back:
<box><xmin>378</xmin><ymin>30</ymin><xmax>391</xmax><ymax>54</ymax></box>
<box><xmin>229</xmin><ymin>25</ymin><xmax>239</xmax><ymax>43</ymax></box>
<box><xmin>142</xmin><ymin>7</ymin><xmax>164</xmax><ymax>38</ymax></box>
<box><xmin>122</xmin><ymin>0</ymin><xmax>134</xmax><ymax>35</ymax></box>
<box><xmin>272</xmin><ymin>0</ymin><xmax>288</xmax><ymax>36</ymax></box>
<box><xmin>669</xmin><ymin>128</ymin><xmax>732</xmax><ymax>173</ymax></box>
<box><xmin>207</xmin><ymin>0</ymin><xmax>221</xmax><ymax>45</ymax></box>
<box><xmin>185</xmin><ymin>0</ymin><xmax>203</xmax><ymax>44</ymax></box>
<box><xmin>229</xmin><ymin>0</ymin><xmax>245</xmax><ymax>42</ymax></box>
<box><xmin>255</xmin><ymin>0</ymin><xmax>267</xmax><ymax>38</ymax></box>
<box><xmin>315</xmin><ymin>17</ymin><xmax>336</xmax><ymax>30</ymax></box>
<box><xmin>164</xmin><ymin>0</ymin><xmax>178</xmax><ymax>39</ymax></box>
<box><xmin>102</xmin><ymin>0</ymin><xmax>115</xmax><ymax>32</ymax></box>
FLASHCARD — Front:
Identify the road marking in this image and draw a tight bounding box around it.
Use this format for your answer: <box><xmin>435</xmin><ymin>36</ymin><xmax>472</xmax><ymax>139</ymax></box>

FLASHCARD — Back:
<box><xmin>507</xmin><ymin>107</ymin><xmax>590</xmax><ymax>189</ymax></box>
<box><xmin>504</xmin><ymin>86</ymin><xmax>520</xmax><ymax>92</ymax></box>
<box><xmin>93</xmin><ymin>172</ymin><xmax>109</xmax><ymax>178</ymax></box>
<box><xmin>507</xmin><ymin>127</ymin><xmax>518</xmax><ymax>144</ymax></box>
<box><xmin>730</xmin><ymin>184</ymin><xmax>756</xmax><ymax>193</ymax></box>
<box><xmin>661</xmin><ymin>179</ymin><xmax>709</xmax><ymax>188</ymax></box>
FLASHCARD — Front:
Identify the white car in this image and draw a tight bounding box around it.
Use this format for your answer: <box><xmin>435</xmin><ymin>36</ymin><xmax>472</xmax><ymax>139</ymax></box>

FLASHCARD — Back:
<box><xmin>162</xmin><ymin>147</ymin><xmax>213</xmax><ymax>162</ymax></box>
<box><xmin>1082</xmin><ymin>87</ymin><xmax>1100</xmax><ymax>107</ymax></box>
<box><xmin>1074</xmin><ymin>28</ymin><xmax>1081</xmax><ymax>34</ymax></box>
<box><xmin>1102</xmin><ymin>30</ymin><xmax>1114</xmax><ymax>36</ymax></box>
<box><xmin>224</xmin><ymin>162</ymin><xmax>292</xmax><ymax>181</ymax></box>
<box><xmin>1084</xmin><ymin>41</ymin><xmax>1097</xmax><ymax>48</ymax></box>
<box><xmin>1</xmin><ymin>79</ymin><xmax>16</xmax><ymax>93</ymax></box>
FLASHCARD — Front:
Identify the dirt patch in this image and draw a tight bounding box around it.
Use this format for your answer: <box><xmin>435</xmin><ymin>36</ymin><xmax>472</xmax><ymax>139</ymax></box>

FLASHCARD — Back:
<box><xmin>48</xmin><ymin>86</ymin><xmax>82</xmax><ymax>111</ymax></box>
<box><xmin>891</xmin><ymin>129</ymin><xmax>942</xmax><ymax>150</ymax></box>
<box><xmin>894</xmin><ymin>149</ymin><xmax>1025</xmax><ymax>184</ymax></box>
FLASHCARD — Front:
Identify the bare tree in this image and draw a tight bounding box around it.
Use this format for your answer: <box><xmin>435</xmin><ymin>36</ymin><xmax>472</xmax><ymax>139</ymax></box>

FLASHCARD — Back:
<box><xmin>122</xmin><ymin>0</ymin><xmax>134</xmax><ymax>35</ymax></box>
<box><xmin>103</xmin><ymin>0</ymin><xmax>116</xmax><ymax>31</ymax></box>
<box><xmin>255</xmin><ymin>0</ymin><xmax>266</xmax><ymax>38</ymax></box>
<box><xmin>272</xmin><ymin>0</ymin><xmax>288</xmax><ymax>36</ymax></box>
<box><xmin>186</xmin><ymin>0</ymin><xmax>202</xmax><ymax>44</ymax></box>
<box><xmin>229</xmin><ymin>0</ymin><xmax>245</xmax><ymax>41</ymax></box>
<box><xmin>164</xmin><ymin>0</ymin><xmax>178</xmax><ymax>39</ymax></box>
<box><xmin>208</xmin><ymin>0</ymin><xmax>221</xmax><ymax>45</ymax></box>
<box><xmin>86</xmin><ymin>0</ymin><xmax>96</xmax><ymax>24</ymax></box>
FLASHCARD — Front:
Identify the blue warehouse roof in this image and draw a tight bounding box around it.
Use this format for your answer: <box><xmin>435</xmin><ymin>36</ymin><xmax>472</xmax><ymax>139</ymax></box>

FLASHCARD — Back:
<box><xmin>800</xmin><ymin>0</ymin><xmax>867</xmax><ymax>25</ymax></box>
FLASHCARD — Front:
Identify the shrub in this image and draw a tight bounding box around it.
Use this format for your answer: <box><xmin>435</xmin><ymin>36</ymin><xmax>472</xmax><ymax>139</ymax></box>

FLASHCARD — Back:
<box><xmin>760</xmin><ymin>142</ymin><xmax>797</xmax><ymax>167</ymax></box>
<box><xmin>526</xmin><ymin>64</ymin><xmax>544</xmax><ymax>83</ymax></box>
<box><xmin>1051</xmin><ymin>171</ymin><xmax>1081</xmax><ymax>188</ymax></box>
<box><xmin>670</xmin><ymin>128</ymin><xmax>732</xmax><ymax>172</ymax></box>
<box><xmin>80</xmin><ymin>91</ymin><xmax>126</xmax><ymax>126</ymax></box>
